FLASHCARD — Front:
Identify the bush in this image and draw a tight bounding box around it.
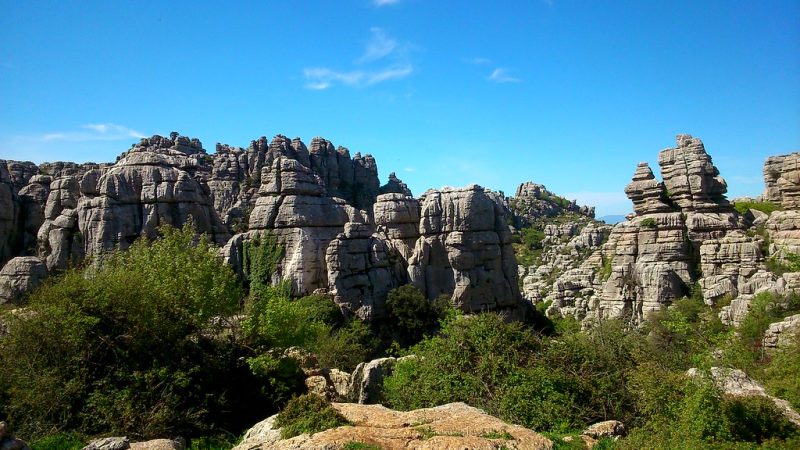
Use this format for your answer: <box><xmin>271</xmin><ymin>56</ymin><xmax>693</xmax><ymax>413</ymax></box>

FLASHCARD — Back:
<box><xmin>0</xmin><ymin>225</ymin><xmax>283</xmax><ymax>439</ymax></box>
<box><xmin>30</xmin><ymin>433</ymin><xmax>83</xmax><ymax>450</ymax></box>
<box><xmin>273</xmin><ymin>394</ymin><xmax>349</xmax><ymax>439</ymax></box>
<box><xmin>315</xmin><ymin>319</ymin><xmax>378</xmax><ymax>372</ymax></box>
<box><xmin>379</xmin><ymin>286</ymin><xmax>451</xmax><ymax>349</ymax></box>
<box><xmin>733</xmin><ymin>201</ymin><xmax>782</xmax><ymax>216</ymax></box>
<box><xmin>640</xmin><ymin>218</ymin><xmax>657</xmax><ymax>228</ymax></box>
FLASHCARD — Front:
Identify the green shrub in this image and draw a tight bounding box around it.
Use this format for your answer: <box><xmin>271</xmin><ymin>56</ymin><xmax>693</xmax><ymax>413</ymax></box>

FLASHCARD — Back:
<box><xmin>274</xmin><ymin>394</ymin><xmax>349</xmax><ymax>439</ymax></box>
<box><xmin>0</xmin><ymin>225</ymin><xmax>283</xmax><ymax>439</ymax></box>
<box><xmin>315</xmin><ymin>319</ymin><xmax>378</xmax><ymax>372</ymax></box>
<box><xmin>242</xmin><ymin>232</ymin><xmax>284</xmax><ymax>296</ymax></box>
<box><xmin>733</xmin><ymin>201</ymin><xmax>781</xmax><ymax>216</ymax></box>
<box><xmin>640</xmin><ymin>218</ymin><xmax>657</xmax><ymax>228</ymax></box>
<box><xmin>762</xmin><ymin>336</ymin><xmax>800</xmax><ymax>410</ymax></box>
<box><xmin>378</xmin><ymin>286</ymin><xmax>451</xmax><ymax>349</ymax></box>
<box><xmin>342</xmin><ymin>443</ymin><xmax>381</xmax><ymax>450</ymax></box>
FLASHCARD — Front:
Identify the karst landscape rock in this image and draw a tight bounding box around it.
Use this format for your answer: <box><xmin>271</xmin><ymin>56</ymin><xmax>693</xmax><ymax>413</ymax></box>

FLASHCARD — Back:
<box><xmin>2</xmin><ymin>131</ymin><xmax>800</xmax><ymax>449</ymax></box>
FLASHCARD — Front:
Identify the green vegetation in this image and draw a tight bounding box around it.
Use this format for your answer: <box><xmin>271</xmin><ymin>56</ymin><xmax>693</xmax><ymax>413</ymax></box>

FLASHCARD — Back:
<box><xmin>733</xmin><ymin>200</ymin><xmax>782</xmax><ymax>216</ymax></box>
<box><xmin>381</xmin><ymin>291</ymin><xmax>800</xmax><ymax>448</ymax></box>
<box><xmin>273</xmin><ymin>394</ymin><xmax>350</xmax><ymax>439</ymax></box>
<box><xmin>640</xmin><ymin>217</ymin><xmax>657</xmax><ymax>228</ymax></box>
<box><xmin>766</xmin><ymin>251</ymin><xmax>800</xmax><ymax>276</ymax></box>
<box><xmin>599</xmin><ymin>254</ymin><xmax>613</xmax><ymax>281</ymax></box>
<box><xmin>242</xmin><ymin>232</ymin><xmax>284</xmax><ymax>295</ymax></box>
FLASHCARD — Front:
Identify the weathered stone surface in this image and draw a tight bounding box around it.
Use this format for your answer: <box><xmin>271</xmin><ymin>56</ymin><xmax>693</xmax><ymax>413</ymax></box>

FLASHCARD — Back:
<box><xmin>0</xmin><ymin>256</ymin><xmax>47</xmax><ymax>304</ymax></box>
<box><xmin>129</xmin><ymin>439</ymin><xmax>184</xmax><ymax>450</ymax></box>
<box><xmin>347</xmin><ymin>356</ymin><xmax>407</xmax><ymax>404</ymax></box>
<box><xmin>408</xmin><ymin>185</ymin><xmax>522</xmax><ymax>313</ymax></box>
<box><xmin>308</xmin><ymin>137</ymin><xmax>380</xmax><ymax>213</ymax></box>
<box><xmin>763</xmin><ymin>314</ymin><xmax>800</xmax><ymax>350</ymax></box>
<box><xmin>688</xmin><ymin>367</ymin><xmax>800</xmax><ymax>427</ymax></box>
<box><xmin>373</xmin><ymin>193</ymin><xmax>421</xmax><ymax>260</ymax></box>
<box><xmin>699</xmin><ymin>230</ymin><xmax>771</xmax><ymax>304</ymax></box>
<box><xmin>764</xmin><ymin>152</ymin><xmax>800</xmax><ymax>209</ymax></box>
<box><xmin>624</xmin><ymin>162</ymin><xmax>672</xmax><ymax>215</ymax></box>
<box><xmin>0</xmin><ymin>164</ymin><xmax>20</xmax><ymax>267</ymax></box>
<box><xmin>73</xmin><ymin>134</ymin><xmax>229</xmax><ymax>264</ymax></box>
<box><xmin>658</xmin><ymin>135</ymin><xmax>730</xmax><ymax>212</ymax></box>
<box><xmin>82</xmin><ymin>437</ymin><xmax>130</xmax><ymax>450</ymax></box>
<box><xmin>379</xmin><ymin>172</ymin><xmax>413</xmax><ymax>197</ymax></box>
<box><xmin>326</xmin><ymin>223</ymin><xmax>407</xmax><ymax>320</ymax></box>
<box><xmin>582</xmin><ymin>420</ymin><xmax>626</xmax><ymax>439</ymax></box>
<box><xmin>232</xmin><ymin>402</ymin><xmax>553</xmax><ymax>450</ymax></box>
<box><xmin>223</xmin><ymin>156</ymin><xmax>351</xmax><ymax>294</ymax></box>
<box><xmin>18</xmin><ymin>175</ymin><xmax>51</xmax><ymax>254</ymax></box>
<box><xmin>37</xmin><ymin>175</ymin><xmax>84</xmax><ymax>270</ymax></box>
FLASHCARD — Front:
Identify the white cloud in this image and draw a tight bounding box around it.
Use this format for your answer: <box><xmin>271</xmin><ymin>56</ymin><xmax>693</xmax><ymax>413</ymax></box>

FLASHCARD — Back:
<box><xmin>403</xmin><ymin>167</ymin><xmax>416</xmax><ymax>172</ymax></box>
<box><xmin>303</xmin><ymin>28</ymin><xmax>413</xmax><ymax>90</ymax></box>
<box><xmin>487</xmin><ymin>67</ymin><xmax>521</xmax><ymax>83</ymax></box>
<box><xmin>374</xmin><ymin>0</ymin><xmax>400</xmax><ymax>6</ymax></box>
<box><xmin>356</xmin><ymin>27</ymin><xmax>397</xmax><ymax>64</ymax></box>
<box><xmin>26</xmin><ymin>123</ymin><xmax>146</xmax><ymax>143</ymax></box>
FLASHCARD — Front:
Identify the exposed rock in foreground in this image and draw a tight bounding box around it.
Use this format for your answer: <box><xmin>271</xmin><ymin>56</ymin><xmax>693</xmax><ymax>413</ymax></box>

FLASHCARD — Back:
<box><xmin>687</xmin><ymin>367</ymin><xmax>800</xmax><ymax>427</ymax></box>
<box><xmin>233</xmin><ymin>402</ymin><xmax>553</xmax><ymax>450</ymax></box>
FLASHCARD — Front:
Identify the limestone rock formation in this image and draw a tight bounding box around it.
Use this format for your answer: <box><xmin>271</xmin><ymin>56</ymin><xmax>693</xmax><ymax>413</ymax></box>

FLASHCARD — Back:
<box><xmin>37</xmin><ymin>175</ymin><xmax>84</xmax><ymax>270</ymax></box>
<box><xmin>510</xmin><ymin>182</ymin><xmax>594</xmax><ymax>229</ymax></box>
<box><xmin>764</xmin><ymin>152</ymin><xmax>800</xmax><ymax>208</ymax></box>
<box><xmin>407</xmin><ymin>185</ymin><xmax>523</xmax><ymax>314</ymax></box>
<box><xmin>0</xmin><ymin>163</ymin><xmax>20</xmax><ymax>266</ymax></box>
<box><xmin>763</xmin><ymin>314</ymin><xmax>800</xmax><ymax>350</ymax></box>
<box><xmin>379</xmin><ymin>172</ymin><xmax>413</xmax><ymax>197</ymax></box>
<box><xmin>18</xmin><ymin>175</ymin><xmax>51</xmax><ymax>254</ymax></box>
<box><xmin>233</xmin><ymin>402</ymin><xmax>553</xmax><ymax>450</ymax></box>
<box><xmin>347</xmin><ymin>356</ymin><xmax>410</xmax><ymax>404</ymax></box>
<box><xmin>0</xmin><ymin>256</ymin><xmax>47</xmax><ymax>304</ymax></box>
<box><xmin>373</xmin><ymin>193</ymin><xmax>421</xmax><ymax>260</ymax></box>
<box><xmin>308</xmin><ymin>137</ymin><xmax>380</xmax><ymax>213</ymax></box>
<box><xmin>623</xmin><ymin>163</ymin><xmax>672</xmax><ymax>215</ymax></box>
<box><xmin>325</xmin><ymin>223</ymin><xmax>406</xmax><ymax>320</ymax></box>
<box><xmin>224</xmin><ymin>156</ymin><xmax>352</xmax><ymax>294</ymax></box>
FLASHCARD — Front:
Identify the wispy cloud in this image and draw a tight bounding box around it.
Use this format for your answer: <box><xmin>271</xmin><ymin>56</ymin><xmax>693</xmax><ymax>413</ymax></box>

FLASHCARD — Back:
<box><xmin>373</xmin><ymin>0</ymin><xmax>400</xmax><ymax>6</ymax></box>
<box><xmin>25</xmin><ymin>123</ymin><xmax>146</xmax><ymax>143</ymax></box>
<box><xmin>487</xmin><ymin>67</ymin><xmax>521</xmax><ymax>83</ymax></box>
<box><xmin>465</xmin><ymin>57</ymin><xmax>491</xmax><ymax>65</ymax></box>
<box><xmin>403</xmin><ymin>167</ymin><xmax>416</xmax><ymax>172</ymax></box>
<box><xmin>303</xmin><ymin>28</ymin><xmax>413</xmax><ymax>90</ymax></box>
<box><xmin>356</xmin><ymin>27</ymin><xmax>397</xmax><ymax>64</ymax></box>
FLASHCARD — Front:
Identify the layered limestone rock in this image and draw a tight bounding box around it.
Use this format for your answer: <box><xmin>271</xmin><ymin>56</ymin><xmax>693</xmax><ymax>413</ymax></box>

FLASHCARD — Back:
<box><xmin>308</xmin><ymin>137</ymin><xmax>380</xmax><ymax>213</ymax></box>
<box><xmin>379</xmin><ymin>172</ymin><xmax>413</xmax><ymax>197</ymax></box>
<box><xmin>233</xmin><ymin>402</ymin><xmax>553</xmax><ymax>450</ymax></box>
<box><xmin>764</xmin><ymin>152</ymin><xmax>800</xmax><ymax>208</ymax></box>
<box><xmin>407</xmin><ymin>185</ymin><xmax>522</xmax><ymax>313</ymax></box>
<box><xmin>224</xmin><ymin>156</ymin><xmax>352</xmax><ymax>294</ymax></box>
<box><xmin>18</xmin><ymin>175</ymin><xmax>52</xmax><ymax>254</ymax></box>
<box><xmin>0</xmin><ymin>163</ymin><xmax>20</xmax><ymax>266</ymax></box>
<box><xmin>37</xmin><ymin>175</ymin><xmax>84</xmax><ymax>270</ymax></box>
<box><xmin>0</xmin><ymin>256</ymin><xmax>47</xmax><ymax>304</ymax></box>
<box><xmin>763</xmin><ymin>314</ymin><xmax>800</xmax><ymax>350</ymax></box>
<box><xmin>699</xmin><ymin>231</ymin><xmax>772</xmax><ymax>303</ymax></box>
<box><xmin>623</xmin><ymin>163</ymin><xmax>673</xmax><ymax>215</ymax></box>
<box><xmin>72</xmin><ymin>135</ymin><xmax>229</xmax><ymax>263</ymax></box>
<box><xmin>373</xmin><ymin>193</ymin><xmax>421</xmax><ymax>260</ymax></box>
<box><xmin>325</xmin><ymin>222</ymin><xmax>406</xmax><ymax>320</ymax></box>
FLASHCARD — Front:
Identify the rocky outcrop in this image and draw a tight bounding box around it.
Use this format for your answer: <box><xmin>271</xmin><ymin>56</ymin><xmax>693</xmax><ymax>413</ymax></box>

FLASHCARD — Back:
<box><xmin>0</xmin><ymin>257</ymin><xmax>47</xmax><ymax>304</ymax></box>
<box><xmin>623</xmin><ymin>163</ymin><xmax>673</xmax><ymax>215</ymax></box>
<box><xmin>373</xmin><ymin>193</ymin><xmax>420</xmax><ymax>260</ymax></box>
<box><xmin>510</xmin><ymin>182</ymin><xmax>594</xmax><ymax>229</ymax></box>
<box><xmin>764</xmin><ymin>152</ymin><xmax>800</xmax><ymax>208</ymax></box>
<box><xmin>325</xmin><ymin>223</ymin><xmax>406</xmax><ymax>320</ymax></box>
<box><xmin>408</xmin><ymin>185</ymin><xmax>522</xmax><ymax>314</ymax></box>
<box><xmin>224</xmin><ymin>156</ymin><xmax>352</xmax><ymax>294</ymax></box>
<box><xmin>18</xmin><ymin>175</ymin><xmax>51</xmax><ymax>254</ymax></box>
<box><xmin>233</xmin><ymin>402</ymin><xmax>553</xmax><ymax>450</ymax></box>
<box><xmin>763</xmin><ymin>314</ymin><xmax>800</xmax><ymax>350</ymax></box>
<box><xmin>308</xmin><ymin>137</ymin><xmax>380</xmax><ymax>213</ymax></box>
<box><xmin>688</xmin><ymin>367</ymin><xmax>800</xmax><ymax>427</ymax></box>
<box><xmin>37</xmin><ymin>175</ymin><xmax>84</xmax><ymax>270</ymax></box>
<box><xmin>347</xmin><ymin>356</ymin><xmax>413</xmax><ymax>404</ymax></box>
<box><xmin>0</xmin><ymin>163</ymin><xmax>21</xmax><ymax>267</ymax></box>
<box><xmin>379</xmin><ymin>172</ymin><xmax>413</xmax><ymax>197</ymax></box>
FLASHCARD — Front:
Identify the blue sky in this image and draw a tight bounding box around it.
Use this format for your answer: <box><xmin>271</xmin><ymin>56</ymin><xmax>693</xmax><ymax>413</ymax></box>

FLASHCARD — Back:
<box><xmin>1</xmin><ymin>0</ymin><xmax>798</xmax><ymax>217</ymax></box>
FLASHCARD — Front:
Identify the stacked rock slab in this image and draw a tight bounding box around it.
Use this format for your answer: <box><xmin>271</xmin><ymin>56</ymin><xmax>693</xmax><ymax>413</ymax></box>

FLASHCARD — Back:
<box><xmin>407</xmin><ymin>184</ymin><xmax>522</xmax><ymax>313</ymax></box>
<box><xmin>326</xmin><ymin>222</ymin><xmax>406</xmax><ymax>320</ymax></box>
<box><xmin>373</xmin><ymin>193</ymin><xmax>421</xmax><ymax>260</ymax></box>
<box><xmin>228</xmin><ymin>156</ymin><xmax>352</xmax><ymax>294</ymax></box>
<box><xmin>0</xmin><ymin>256</ymin><xmax>48</xmax><ymax>304</ymax></box>
<box><xmin>308</xmin><ymin>137</ymin><xmax>380</xmax><ymax>213</ymax></box>
<box><xmin>18</xmin><ymin>175</ymin><xmax>52</xmax><ymax>254</ymax></box>
<box><xmin>72</xmin><ymin>135</ymin><xmax>230</xmax><ymax>263</ymax></box>
<box><xmin>37</xmin><ymin>174</ymin><xmax>84</xmax><ymax>270</ymax></box>
<box><xmin>765</xmin><ymin>152</ymin><xmax>800</xmax><ymax>257</ymax></box>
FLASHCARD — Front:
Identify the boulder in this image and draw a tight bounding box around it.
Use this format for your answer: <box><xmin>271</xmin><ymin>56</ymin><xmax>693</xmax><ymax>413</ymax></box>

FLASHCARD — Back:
<box><xmin>129</xmin><ymin>439</ymin><xmax>184</xmax><ymax>450</ymax></box>
<box><xmin>0</xmin><ymin>257</ymin><xmax>47</xmax><ymax>304</ymax></box>
<box><xmin>582</xmin><ymin>420</ymin><xmax>626</xmax><ymax>439</ymax></box>
<box><xmin>232</xmin><ymin>402</ymin><xmax>553</xmax><ymax>450</ymax></box>
<box><xmin>763</xmin><ymin>314</ymin><xmax>800</xmax><ymax>350</ymax></box>
<box><xmin>82</xmin><ymin>437</ymin><xmax>130</xmax><ymax>450</ymax></box>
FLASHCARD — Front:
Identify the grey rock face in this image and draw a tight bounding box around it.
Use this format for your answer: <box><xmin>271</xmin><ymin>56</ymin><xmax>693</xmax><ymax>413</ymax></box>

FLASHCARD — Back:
<box><xmin>82</xmin><ymin>437</ymin><xmax>130</xmax><ymax>450</ymax></box>
<box><xmin>407</xmin><ymin>185</ymin><xmax>522</xmax><ymax>313</ymax></box>
<box><xmin>223</xmin><ymin>156</ymin><xmax>352</xmax><ymax>295</ymax></box>
<box><xmin>763</xmin><ymin>314</ymin><xmax>800</xmax><ymax>350</ymax></box>
<box><xmin>326</xmin><ymin>222</ymin><xmax>407</xmax><ymax>320</ymax></box>
<box><xmin>373</xmin><ymin>193</ymin><xmax>421</xmax><ymax>260</ymax></box>
<box><xmin>509</xmin><ymin>181</ymin><xmax>595</xmax><ymax>228</ymax></box>
<box><xmin>0</xmin><ymin>164</ymin><xmax>21</xmax><ymax>267</ymax></box>
<box><xmin>379</xmin><ymin>172</ymin><xmax>413</xmax><ymax>197</ymax></box>
<box><xmin>37</xmin><ymin>175</ymin><xmax>84</xmax><ymax>270</ymax></box>
<box><xmin>763</xmin><ymin>152</ymin><xmax>800</xmax><ymax>208</ymax></box>
<box><xmin>0</xmin><ymin>256</ymin><xmax>47</xmax><ymax>304</ymax></box>
<box><xmin>18</xmin><ymin>175</ymin><xmax>51</xmax><ymax>254</ymax></box>
<box><xmin>308</xmin><ymin>137</ymin><xmax>380</xmax><ymax>213</ymax></box>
